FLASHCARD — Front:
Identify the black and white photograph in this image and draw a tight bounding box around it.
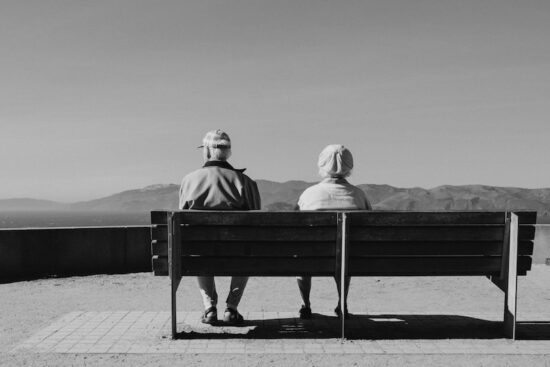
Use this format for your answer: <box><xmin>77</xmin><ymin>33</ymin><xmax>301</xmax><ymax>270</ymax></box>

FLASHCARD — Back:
<box><xmin>1</xmin><ymin>1</ymin><xmax>549</xmax><ymax>366</ymax></box>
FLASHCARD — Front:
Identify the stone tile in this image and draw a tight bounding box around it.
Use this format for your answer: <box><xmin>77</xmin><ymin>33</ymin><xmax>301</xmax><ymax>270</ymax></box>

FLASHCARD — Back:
<box><xmin>11</xmin><ymin>310</ymin><xmax>550</xmax><ymax>355</ymax></box>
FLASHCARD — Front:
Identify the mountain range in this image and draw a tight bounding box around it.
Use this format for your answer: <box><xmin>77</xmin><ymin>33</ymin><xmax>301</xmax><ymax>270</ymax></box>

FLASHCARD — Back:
<box><xmin>1</xmin><ymin>180</ymin><xmax>549</xmax><ymax>223</ymax></box>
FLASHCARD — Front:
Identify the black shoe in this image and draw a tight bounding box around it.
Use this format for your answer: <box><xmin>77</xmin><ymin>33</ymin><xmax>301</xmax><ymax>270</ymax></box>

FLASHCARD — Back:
<box><xmin>201</xmin><ymin>306</ymin><xmax>218</xmax><ymax>324</ymax></box>
<box><xmin>299</xmin><ymin>305</ymin><xmax>312</xmax><ymax>319</ymax></box>
<box><xmin>223</xmin><ymin>308</ymin><xmax>244</xmax><ymax>325</ymax></box>
<box><xmin>334</xmin><ymin>305</ymin><xmax>350</xmax><ymax>319</ymax></box>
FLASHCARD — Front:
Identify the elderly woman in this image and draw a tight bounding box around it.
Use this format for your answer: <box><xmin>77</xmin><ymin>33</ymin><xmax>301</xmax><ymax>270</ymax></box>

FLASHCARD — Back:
<box><xmin>296</xmin><ymin>144</ymin><xmax>372</xmax><ymax>319</ymax></box>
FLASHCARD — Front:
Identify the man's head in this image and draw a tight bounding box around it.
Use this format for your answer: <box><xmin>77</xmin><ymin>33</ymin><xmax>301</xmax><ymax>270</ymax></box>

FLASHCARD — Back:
<box><xmin>318</xmin><ymin>144</ymin><xmax>354</xmax><ymax>178</ymax></box>
<box><xmin>199</xmin><ymin>129</ymin><xmax>232</xmax><ymax>162</ymax></box>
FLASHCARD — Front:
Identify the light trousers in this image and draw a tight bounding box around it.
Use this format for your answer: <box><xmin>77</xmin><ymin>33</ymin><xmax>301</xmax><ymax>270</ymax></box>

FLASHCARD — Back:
<box><xmin>197</xmin><ymin>276</ymin><xmax>248</xmax><ymax>310</ymax></box>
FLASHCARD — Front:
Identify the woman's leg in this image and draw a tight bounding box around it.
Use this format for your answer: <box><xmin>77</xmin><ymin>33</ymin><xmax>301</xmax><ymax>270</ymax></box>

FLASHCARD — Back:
<box><xmin>296</xmin><ymin>276</ymin><xmax>312</xmax><ymax>307</ymax></box>
<box><xmin>334</xmin><ymin>276</ymin><xmax>351</xmax><ymax>308</ymax></box>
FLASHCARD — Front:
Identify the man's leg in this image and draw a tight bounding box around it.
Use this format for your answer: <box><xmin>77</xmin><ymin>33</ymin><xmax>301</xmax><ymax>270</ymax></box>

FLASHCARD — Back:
<box><xmin>197</xmin><ymin>276</ymin><xmax>218</xmax><ymax>310</ymax></box>
<box><xmin>225</xmin><ymin>276</ymin><xmax>248</xmax><ymax>310</ymax></box>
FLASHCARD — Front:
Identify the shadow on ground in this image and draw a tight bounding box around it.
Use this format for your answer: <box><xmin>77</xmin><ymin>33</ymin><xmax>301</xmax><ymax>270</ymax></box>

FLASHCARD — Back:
<box><xmin>174</xmin><ymin>314</ymin><xmax>550</xmax><ymax>340</ymax></box>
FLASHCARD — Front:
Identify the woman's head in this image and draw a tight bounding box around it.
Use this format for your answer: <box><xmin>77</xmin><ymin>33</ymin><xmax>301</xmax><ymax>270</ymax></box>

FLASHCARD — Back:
<box><xmin>318</xmin><ymin>144</ymin><xmax>354</xmax><ymax>178</ymax></box>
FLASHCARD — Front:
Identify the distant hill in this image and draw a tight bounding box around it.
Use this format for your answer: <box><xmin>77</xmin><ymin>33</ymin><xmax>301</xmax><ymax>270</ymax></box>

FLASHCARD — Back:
<box><xmin>358</xmin><ymin>184</ymin><xmax>550</xmax><ymax>222</ymax></box>
<box><xmin>257</xmin><ymin>180</ymin><xmax>312</xmax><ymax>210</ymax></box>
<box><xmin>0</xmin><ymin>198</ymin><xmax>69</xmax><ymax>211</ymax></box>
<box><xmin>72</xmin><ymin>184</ymin><xmax>180</xmax><ymax>212</ymax></box>
<box><xmin>1</xmin><ymin>181</ymin><xmax>549</xmax><ymax>223</ymax></box>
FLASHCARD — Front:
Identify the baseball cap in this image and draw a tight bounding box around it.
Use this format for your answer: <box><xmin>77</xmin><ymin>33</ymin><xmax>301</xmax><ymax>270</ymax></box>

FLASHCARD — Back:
<box><xmin>198</xmin><ymin>129</ymin><xmax>231</xmax><ymax>149</ymax></box>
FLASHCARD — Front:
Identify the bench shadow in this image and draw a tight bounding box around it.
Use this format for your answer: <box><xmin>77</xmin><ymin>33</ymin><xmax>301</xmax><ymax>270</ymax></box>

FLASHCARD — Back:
<box><xmin>174</xmin><ymin>314</ymin><xmax>550</xmax><ymax>340</ymax></box>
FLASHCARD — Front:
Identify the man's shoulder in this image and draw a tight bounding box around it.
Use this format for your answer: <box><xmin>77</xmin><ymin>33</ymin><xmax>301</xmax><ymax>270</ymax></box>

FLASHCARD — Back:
<box><xmin>181</xmin><ymin>166</ymin><xmax>257</xmax><ymax>185</ymax></box>
<box><xmin>181</xmin><ymin>167</ymin><xmax>209</xmax><ymax>183</ymax></box>
<box><xmin>239</xmin><ymin>171</ymin><xmax>258</xmax><ymax>185</ymax></box>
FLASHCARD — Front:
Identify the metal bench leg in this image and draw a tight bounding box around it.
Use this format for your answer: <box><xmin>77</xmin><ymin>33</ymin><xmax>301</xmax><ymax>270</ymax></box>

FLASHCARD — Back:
<box><xmin>171</xmin><ymin>277</ymin><xmax>178</xmax><ymax>338</ymax></box>
<box><xmin>503</xmin><ymin>213</ymin><xmax>519</xmax><ymax>339</ymax></box>
<box><xmin>340</xmin><ymin>275</ymin><xmax>345</xmax><ymax>342</ymax></box>
<box><xmin>338</xmin><ymin>213</ymin><xmax>349</xmax><ymax>342</ymax></box>
<box><xmin>168</xmin><ymin>212</ymin><xmax>182</xmax><ymax>339</ymax></box>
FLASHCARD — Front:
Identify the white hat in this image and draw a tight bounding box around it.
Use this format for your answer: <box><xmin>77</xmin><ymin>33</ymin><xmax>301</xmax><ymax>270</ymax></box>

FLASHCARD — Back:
<box><xmin>198</xmin><ymin>129</ymin><xmax>231</xmax><ymax>149</ymax></box>
<box><xmin>318</xmin><ymin>144</ymin><xmax>354</xmax><ymax>178</ymax></box>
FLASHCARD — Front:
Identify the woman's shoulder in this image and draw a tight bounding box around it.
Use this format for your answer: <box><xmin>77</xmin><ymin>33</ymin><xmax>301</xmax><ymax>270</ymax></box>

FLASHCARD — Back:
<box><xmin>300</xmin><ymin>182</ymin><xmax>329</xmax><ymax>198</ymax></box>
<box><xmin>298</xmin><ymin>183</ymin><xmax>330</xmax><ymax>208</ymax></box>
<box><xmin>348</xmin><ymin>182</ymin><xmax>366</xmax><ymax>195</ymax></box>
<box><xmin>343</xmin><ymin>182</ymin><xmax>372</xmax><ymax>208</ymax></box>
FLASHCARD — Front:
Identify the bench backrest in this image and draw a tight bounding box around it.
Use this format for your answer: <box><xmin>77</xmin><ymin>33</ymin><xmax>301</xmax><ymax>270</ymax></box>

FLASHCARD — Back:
<box><xmin>346</xmin><ymin>211</ymin><xmax>535</xmax><ymax>276</ymax></box>
<box><xmin>150</xmin><ymin>211</ymin><xmax>536</xmax><ymax>278</ymax></box>
<box><xmin>151</xmin><ymin>211</ymin><xmax>340</xmax><ymax>276</ymax></box>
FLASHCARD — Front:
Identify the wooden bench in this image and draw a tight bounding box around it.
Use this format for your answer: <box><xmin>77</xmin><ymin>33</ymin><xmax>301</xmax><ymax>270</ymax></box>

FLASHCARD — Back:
<box><xmin>150</xmin><ymin>210</ymin><xmax>536</xmax><ymax>340</ymax></box>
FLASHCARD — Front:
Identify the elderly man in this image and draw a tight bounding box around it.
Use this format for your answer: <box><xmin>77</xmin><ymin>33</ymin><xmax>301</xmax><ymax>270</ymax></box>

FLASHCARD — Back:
<box><xmin>179</xmin><ymin>129</ymin><xmax>261</xmax><ymax>325</ymax></box>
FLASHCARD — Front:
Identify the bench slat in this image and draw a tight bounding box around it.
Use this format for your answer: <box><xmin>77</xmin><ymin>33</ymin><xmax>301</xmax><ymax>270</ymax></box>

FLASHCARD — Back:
<box><xmin>181</xmin><ymin>226</ymin><xmax>337</xmax><ymax>242</ymax></box>
<box><xmin>153</xmin><ymin>211</ymin><xmax>536</xmax><ymax>226</ymax></box>
<box><xmin>348</xmin><ymin>212</ymin><xmax>506</xmax><ymax>225</ymax></box>
<box><xmin>349</xmin><ymin>241</ymin><xmax>534</xmax><ymax>257</ymax></box>
<box><xmin>152</xmin><ymin>255</ymin><xmax>168</xmax><ymax>275</ymax></box>
<box><xmin>151</xmin><ymin>211</ymin><xmax>168</xmax><ymax>225</ymax></box>
<box><xmin>151</xmin><ymin>239</ymin><xmax>533</xmax><ymax>257</ymax></box>
<box><xmin>347</xmin><ymin>211</ymin><xmax>536</xmax><ymax>225</ymax></box>
<box><xmin>153</xmin><ymin>255</ymin><xmax>532</xmax><ymax>277</ymax></box>
<box><xmin>349</xmin><ymin>226</ymin><xmax>505</xmax><ymax>241</ymax></box>
<box><xmin>348</xmin><ymin>256</ymin><xmax>532</xmax><ymax>276</ymax></box>
<box><xmin>152</xmin><ymin>226</ymin><xmax>337</xmax><ymax>242</ymax></box>
<box><xmin>151</xmin><ymin>225</ymin><xmax>167</xmax><ymax>241</ymax></box>
<box><xmin>518</xmin><ymin>224</ymin><xmax>537</xmax><ymax>241</ymax></box>
<box><xmin>180</xmin><ymin>257</ymin><xmax>336</xmax><ymax>276</ymax></box>
<box><xmin>180</xmin><ymin>211</ymin><xmax>337</xmax><ymax>226</ymax></box>
<box><xmin>349</xmin><ymin>226</ymin><xmax>535</xmax><ymax>242</ymax></box>
<box><xmin>151</xmin><ymin>240</ymin><xmax>166</xmax><ymax>256</ymax></box>
<box><xmin>514</xmin><ymin>211</ymin><xmax>538</xmax><ymax>224</ymax></box>
<box><xmin>182</xmin><ymin>241</ymin><xmax>335</xmax><ymax>256</ymax></box>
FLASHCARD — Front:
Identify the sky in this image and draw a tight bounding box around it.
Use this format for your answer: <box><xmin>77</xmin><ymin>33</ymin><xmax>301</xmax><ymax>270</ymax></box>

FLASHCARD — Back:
<box><xmin>1</xmin><ymin>0</ymin><xmax>549</xmax><ymax>202</ymax></box>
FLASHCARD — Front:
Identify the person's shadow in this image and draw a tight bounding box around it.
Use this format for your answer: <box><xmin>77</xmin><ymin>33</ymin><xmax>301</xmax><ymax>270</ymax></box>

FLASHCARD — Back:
<box><xmin>173</xmin><ymin>313</ymin><xmax>550</xmax><ymax>340</ymax></box>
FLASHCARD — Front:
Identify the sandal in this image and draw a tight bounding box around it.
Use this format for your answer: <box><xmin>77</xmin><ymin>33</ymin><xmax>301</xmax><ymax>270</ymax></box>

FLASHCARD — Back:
<box><xmin>334</xmin><ymin>305</ymin><xmax>350</xmax><ymax>319</ymax></box>
<box><xmin>299</xmin><ymin>305</ymin><xmax>312</xmax><ymax>319</ymax></box>
<box><xmin>223</xmin><ymin>308</ymin><xmax>244</xmax><ymax>325</ymax></box>
<box><xmin>201</xmin><ymin>306</ymin><xmax>218</xmax><ymax>324</ymax></box>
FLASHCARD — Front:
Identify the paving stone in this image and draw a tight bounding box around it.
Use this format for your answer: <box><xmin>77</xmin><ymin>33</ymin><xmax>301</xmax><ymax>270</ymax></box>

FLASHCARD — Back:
<box><xmin>10</xmin><ymin>310</ymin><xmax>550</xmax><ymax>355</ymax></box>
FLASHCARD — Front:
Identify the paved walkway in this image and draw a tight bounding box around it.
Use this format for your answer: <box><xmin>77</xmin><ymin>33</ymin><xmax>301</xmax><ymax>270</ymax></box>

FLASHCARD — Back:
<box><xmin>11</xmin><ymin>311</ymin><xmax>550</xmax><ymax>355</ymax></box>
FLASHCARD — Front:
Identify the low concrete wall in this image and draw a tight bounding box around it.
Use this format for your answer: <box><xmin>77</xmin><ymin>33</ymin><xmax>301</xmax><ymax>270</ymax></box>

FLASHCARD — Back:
<box><xmin>0</xmin><ymin>226</ymin><xmax>151</xmax><ymax>281</ymax></box>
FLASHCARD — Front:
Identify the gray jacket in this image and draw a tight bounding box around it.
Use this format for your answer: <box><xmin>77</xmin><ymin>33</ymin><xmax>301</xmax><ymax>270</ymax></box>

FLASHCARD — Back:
<box><xmin>179</xmin><ymin>160</ymin><xmax>261</xmax><ymax>210</ymax></box>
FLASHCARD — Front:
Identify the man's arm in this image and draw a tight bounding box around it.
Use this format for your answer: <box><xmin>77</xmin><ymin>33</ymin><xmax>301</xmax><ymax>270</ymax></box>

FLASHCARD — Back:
<box><xmin>178</xmin><ymin>179</ymin><xmax>189</xmax><ymax>210</ymax></box>
<box><xmin>365</xmin><ymin>196</ymin><xmax>373</xmax><ymax>210</ymax></box>
<box><xmin>244</xmin><ymin>178</ymin><xmax>262</xmax><ymax>210</ymax></box>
